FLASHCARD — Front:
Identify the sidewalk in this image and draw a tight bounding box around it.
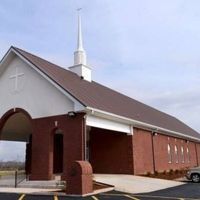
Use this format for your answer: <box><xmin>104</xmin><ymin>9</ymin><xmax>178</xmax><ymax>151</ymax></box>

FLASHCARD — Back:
<box><xmin>0</xmin><ymin>177</ymin><xmax>64</xmax><ymax>194</ymax></box>
<box><xmin>0</xmin><ymin>174</ymin><xmax>186</xmax><ymax>195</ymax></box>
<box><xmin>0</xmin><ymin>178</ymin><xmax>113</xmax><ymax>196</ymax></box>
<box><xmin>94</xmin><ymin>174</ymin><xmax>185</xmax><ymax>194</ymax></box>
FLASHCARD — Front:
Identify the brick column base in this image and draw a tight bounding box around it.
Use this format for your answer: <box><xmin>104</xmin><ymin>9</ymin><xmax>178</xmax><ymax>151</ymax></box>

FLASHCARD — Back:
<box><xmin>66</xmin><ymin>161</ymin><xmax>93</xmax><ymax>195</ymax></box>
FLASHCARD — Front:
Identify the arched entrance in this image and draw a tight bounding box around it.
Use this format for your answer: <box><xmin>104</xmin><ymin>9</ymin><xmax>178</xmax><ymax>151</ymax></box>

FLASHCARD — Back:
<box><xmin>0</xmin><ymin>108</ymin><xmax>32</xmax><ymax>175</ymax></box>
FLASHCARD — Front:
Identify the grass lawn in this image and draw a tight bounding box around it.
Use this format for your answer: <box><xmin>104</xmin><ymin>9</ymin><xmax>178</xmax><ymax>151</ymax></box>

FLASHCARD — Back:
<box><xmin>0</xmin><ymin>170</ymin><xmax>25</xmax><ymax>177</ymax></box>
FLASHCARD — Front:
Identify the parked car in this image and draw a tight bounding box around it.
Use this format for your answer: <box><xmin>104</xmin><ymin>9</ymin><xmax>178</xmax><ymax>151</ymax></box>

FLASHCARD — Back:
<box><xmin>186</xmin><ymin>167</ymin><xmax>200</xmax><ymax>183</ymax></box>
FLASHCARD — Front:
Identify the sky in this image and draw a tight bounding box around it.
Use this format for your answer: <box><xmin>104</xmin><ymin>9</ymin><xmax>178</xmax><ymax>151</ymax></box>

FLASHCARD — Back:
<box><xmin>0</xmin><ymin>0</ymin><xmax>200</xmax><ymax>161</ymax></box>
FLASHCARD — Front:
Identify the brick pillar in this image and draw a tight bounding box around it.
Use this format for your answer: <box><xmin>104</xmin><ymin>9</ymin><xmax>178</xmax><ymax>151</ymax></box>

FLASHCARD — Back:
<box><xmin>25</xmin><ymin>138</ymin><xmax>32</xmax><ymax>175</ymax></box>
<box><xmin>67</xmin><ymin>161</ymin><xmax>93</xmax><ymax>195</ymax></box>
<box><xmin>30</xmin><ymin>118</ymin><xmax>54</xmax><ymax>180</ymax></box>
<box><xmin>61</xmin><ymin>113</ymin><xmax>86</xmax><ymax>194</ymax></box>
<box><xmin>61</xmin><ymin>113</ymin><xmax>86</xmax><ymax>181</ymax></box>
<box><xmin>127</xmin><ymin>135</ymin><xmax>134</xmax><ymax>174</ymax></box>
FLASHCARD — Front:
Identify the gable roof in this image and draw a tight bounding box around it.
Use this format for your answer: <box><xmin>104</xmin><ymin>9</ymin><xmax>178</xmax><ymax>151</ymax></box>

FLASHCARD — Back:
<box><xmin>6</xmin><ymin>46</ymin><xmax>200</xmax><ymax>141</ymax></box>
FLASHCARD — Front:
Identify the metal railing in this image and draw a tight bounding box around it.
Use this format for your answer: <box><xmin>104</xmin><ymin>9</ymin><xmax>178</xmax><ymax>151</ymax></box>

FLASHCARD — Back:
<box><xmin>14</xmin><ymin>170</ymin><xmax>27</xmax><ymax>188</ymax></box>
<box><xmin>0</xmin><ymin>170</ymin><xmax>27</xmax><ymax>188</ymax></box>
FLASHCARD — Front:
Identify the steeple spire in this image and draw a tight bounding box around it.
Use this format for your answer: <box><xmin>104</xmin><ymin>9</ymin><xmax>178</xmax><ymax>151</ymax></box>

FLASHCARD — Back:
<box><xmin>70</xmin><ymin>9</ymin><xmax>91</xmax><ymax>82</ymax></box>
<box><xmin>74</xmin><ymin>8</ymin><xmax>87</xmax><ymax>65</ymax></box>
<box><xmin>77</xmin><ymin>9</ymin><xmax>84</xmax><ymax>51</ymax></box>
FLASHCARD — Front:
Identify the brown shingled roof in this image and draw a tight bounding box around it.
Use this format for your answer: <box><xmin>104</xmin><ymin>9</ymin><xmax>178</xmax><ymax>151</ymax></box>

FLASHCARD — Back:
<box><xmin>12</xmin><ymin>46</ymin><xmax>200</xmax><ymax>140</ymax></box>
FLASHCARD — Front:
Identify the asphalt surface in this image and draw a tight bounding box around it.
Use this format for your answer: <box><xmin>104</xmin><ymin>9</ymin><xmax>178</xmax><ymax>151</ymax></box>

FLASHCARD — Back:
<box><xmin>0</xmin><ymin>182</ymin><xmax>199</xmax><ymax>200</ymax></box>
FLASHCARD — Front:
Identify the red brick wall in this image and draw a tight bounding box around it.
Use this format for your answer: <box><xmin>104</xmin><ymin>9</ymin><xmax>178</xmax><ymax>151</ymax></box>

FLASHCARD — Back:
<box><xmin>30</xmin><ymin>117</ymin><xmax>55</xmax><ymax>180</ymax></box>
<box><xmin>153</xmin><ymin>134</ymin><xmax>198</xmax><ymax>172</ymax></box>
<box><xmin>188</xmin><ymin>141</ymin><xmax>198</xmax><ymax>167</ymax></box>
<box><xmin>60</xmin><ymin>113</ymin><xmax>86</xmax><ymax>180</ymax></box>
<box><xmin>133</xmin><ymin>128</ymin><xmax>200</xmax><ymax>174</ymax></box>
<box><xmin>196</xmin><ymin>143</ymin><xmax>200</xmax><ymax>166</ymax></box>
<box><xmin>89</xmin><ymin>127</ymin><xmax>134</xmax><ymax>174</ymax></box>
<box><xmin>30</xmin><ymin>113</ymin><xmax>86</xmax><ymax>180</ymax></box>
<box><xmin>133</xmin><ymin>128</ymin><xmax>154</xmax><ymax>174</ymax></box>
<box><xmin>1</xmin><ymin>108</ymin><xmax>200</xmax><ymax>179</ymax></box>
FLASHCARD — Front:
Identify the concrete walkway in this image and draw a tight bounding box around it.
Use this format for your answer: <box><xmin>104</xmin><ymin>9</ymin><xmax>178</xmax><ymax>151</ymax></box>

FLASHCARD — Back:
<box><xmin>94</xmin><ymin>174</ymin><xmax>185</xmax><ymax>194</ymax></box>
<box><xmin>0</xmin><ymin>177</ymin><xmax>64</xmax><ymax>194</ymax></box>
<box><xmin>0</xmin><ymin>176</ymin><xmax>64</xmax><ymax>189</ymax></box>
<box><xmin>0</xmin><ymin>178</ymin><xmax>112</xmax><ymax>196</ymax></box>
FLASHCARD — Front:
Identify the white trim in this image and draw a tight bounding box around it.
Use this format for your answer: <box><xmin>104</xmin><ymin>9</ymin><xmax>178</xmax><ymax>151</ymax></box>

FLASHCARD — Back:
<box><xmin>86</xmin><ymin>107</ymin><xmax>200</xmax><ymax>142</ymax></box>
<box><xmin>86</xmin><ymin>115</ymin><xmax>132</xmax><ymax>134</ymax></box>
<box><xmin>128</xmin><ymin>125</ymin><xmax>134</xmax><ymax>135</ymax></box>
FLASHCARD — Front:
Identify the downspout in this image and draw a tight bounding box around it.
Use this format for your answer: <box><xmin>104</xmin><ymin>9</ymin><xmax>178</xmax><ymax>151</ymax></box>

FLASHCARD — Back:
<box><xmin>195</xmin><ymin>143</ymin><xmax>199</xmax><ymax>166</ymax></box>
<box><xmin>83</xmin><ymin>114</ymin><xmax>87</xmax><ymax>161</ymax></box>
<box><xmin>151</xmin><ymin>131</ymin><xmax>156</xmax><ymax>174</ymax></box>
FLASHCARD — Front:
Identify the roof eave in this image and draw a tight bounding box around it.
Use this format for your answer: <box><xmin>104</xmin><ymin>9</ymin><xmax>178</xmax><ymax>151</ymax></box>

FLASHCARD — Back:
<box><xmin>86</xmin><ymin>106</ymin><xmax>200</xmax><ymax>143</ymax></box>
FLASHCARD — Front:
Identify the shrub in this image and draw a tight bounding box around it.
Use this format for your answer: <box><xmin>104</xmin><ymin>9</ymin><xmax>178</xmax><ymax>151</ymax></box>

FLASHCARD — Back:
<box><xmin>175</xmin><ymin>169</ymin><xmax>179</xmax><ymax>174</ymax></box>
<box><xmin>146</xmin><ymin>172</ymin><xmax>151</xmax><ymax>176</ymax></box>
<box><xmin>154</xmin><ymin>171</ymin><xmax>158</xmax><ymax>176</ymax></box>
<box><xmin>163</xmin><ymin>170</ymin><xmax>167</xmax><ymax>175</ymax></box>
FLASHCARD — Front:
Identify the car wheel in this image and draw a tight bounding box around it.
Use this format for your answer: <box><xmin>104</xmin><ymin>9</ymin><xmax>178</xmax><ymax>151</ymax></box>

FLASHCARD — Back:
<box><xmin>191</xmin><ymin>174</ymin><xmax>200</xmax><ymax>183</ymax></box>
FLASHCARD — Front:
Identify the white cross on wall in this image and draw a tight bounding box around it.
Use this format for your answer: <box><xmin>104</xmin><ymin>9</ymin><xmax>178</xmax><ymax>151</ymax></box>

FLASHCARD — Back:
<box><xmin>9</xmin><ymin>67</ymin><xmax>24</xmax><ymax>92</ymax></box>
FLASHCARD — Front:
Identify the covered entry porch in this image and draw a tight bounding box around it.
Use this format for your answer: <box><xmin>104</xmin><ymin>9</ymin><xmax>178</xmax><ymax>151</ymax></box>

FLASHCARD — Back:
<box><xmin>86</xmin><ymin>115</ymin><xmax>134</xmax><ymax>175</ymax></box>
<box><xmin>0</xmin><ymin>108</ymin><xmax>86</xmax><ymax>181</ymax></box>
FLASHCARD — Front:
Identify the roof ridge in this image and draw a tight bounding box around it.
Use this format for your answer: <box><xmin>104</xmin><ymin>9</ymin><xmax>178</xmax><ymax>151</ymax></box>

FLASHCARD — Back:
<box><xmin>12</xmin><ymin>46</ymin><xmax>78</xmax><ymax>77</ymax></box>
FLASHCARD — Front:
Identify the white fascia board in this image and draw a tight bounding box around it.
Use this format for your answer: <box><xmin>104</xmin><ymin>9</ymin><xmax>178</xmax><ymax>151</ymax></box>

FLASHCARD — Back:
<box><xmin>0</xmin><ymin>48</ymin><xmax>15</xmax><ymax>75</ymax></box>
<box><xmin>7</xmin><ymin>48</ymin><xmax>85</xmax><ymax>111</ymax></box>
<box><xmin>86</xmin><ymin>107</ymin><xmax>200</xmax><ymax>142</ymax></box>
<box><xmin>86</xmin><ymin>115</ymin><xmax>132</xmax><ymax>134</ymax></box>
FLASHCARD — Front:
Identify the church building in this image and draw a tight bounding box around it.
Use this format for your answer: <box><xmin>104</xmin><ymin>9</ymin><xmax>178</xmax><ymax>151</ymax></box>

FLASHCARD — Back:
<box><xmin>0</xmin><ymin>13</ymin><xmax>200</xmax><ymax>194</ymax></box>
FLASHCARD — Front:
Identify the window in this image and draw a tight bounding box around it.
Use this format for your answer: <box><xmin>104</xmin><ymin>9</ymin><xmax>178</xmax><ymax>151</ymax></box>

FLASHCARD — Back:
<box><xmin>186</xmin><ymin>147</ymin><xmax>190</xmax><ymax>163</ymax></box>
<box><xmin>168</xmin><ymin>144</ymin><xmax>172</xmax><ymax>163</ymax></box>
<box><xmin>175</xmin><ymin>145</ymin><xmax>178</xmax><ymax>163</ymax></box>
<box><xmin>181</xmin><ymin>146</ymin><xmax>184</xmax><ymax>163</ymax></box>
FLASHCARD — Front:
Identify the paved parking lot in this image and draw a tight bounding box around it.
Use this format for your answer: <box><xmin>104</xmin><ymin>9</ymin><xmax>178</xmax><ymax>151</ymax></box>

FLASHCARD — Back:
<box><xmin>0</xmin><ymin>182</ymin><xmax>199</xmax><ymax>200</ymax></box>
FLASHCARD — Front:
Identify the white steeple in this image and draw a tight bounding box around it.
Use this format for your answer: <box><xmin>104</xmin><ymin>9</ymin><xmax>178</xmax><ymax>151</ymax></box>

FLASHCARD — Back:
<box><xmin>74</xmin><ymin>8</ymin><xmax>87</xmax><ymax>65</ymax></box>
<box><xmin>69</xmin><ymin>9</ymin><xmax>92</xmax><ymax>82</ymax></box>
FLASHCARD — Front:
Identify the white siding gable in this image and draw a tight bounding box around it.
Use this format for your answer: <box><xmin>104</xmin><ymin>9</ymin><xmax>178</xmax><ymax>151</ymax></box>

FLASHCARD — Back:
<box><xmin>0</xmin><ymin>55</ymin><xmax>76</xmax><ymax>119</ymax></box>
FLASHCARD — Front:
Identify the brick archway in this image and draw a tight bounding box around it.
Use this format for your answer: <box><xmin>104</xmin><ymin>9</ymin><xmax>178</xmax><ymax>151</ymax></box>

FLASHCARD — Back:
<box><xmin>0</xmin><ymin>108</ymin><xmax>33</xmax><ymax>175</ymax></box>
<box><xmin>0</xmin><ymin>108</ymin><xmax>32</xmax><ymax>135</ymax></box>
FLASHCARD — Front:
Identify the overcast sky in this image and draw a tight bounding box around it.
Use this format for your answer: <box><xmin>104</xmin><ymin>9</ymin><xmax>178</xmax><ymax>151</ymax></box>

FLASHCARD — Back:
<box><xmin>0</xmin><ymin>0</ymin><xmax>200</xmax><ymax>161</ymax></box>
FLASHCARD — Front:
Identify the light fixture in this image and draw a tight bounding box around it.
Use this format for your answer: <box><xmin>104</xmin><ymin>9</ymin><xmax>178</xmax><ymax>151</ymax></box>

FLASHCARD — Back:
<box><xmin>152</xmin><ymin>130</ymin><xmax>158</xmax><ymax>136</ymax></box>
<box><xmin>67</xmin><ymin>111</ymin><xmax>76</xmax><ymax>117</ymax></box>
